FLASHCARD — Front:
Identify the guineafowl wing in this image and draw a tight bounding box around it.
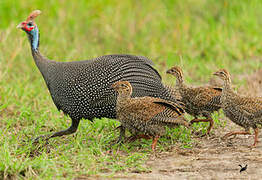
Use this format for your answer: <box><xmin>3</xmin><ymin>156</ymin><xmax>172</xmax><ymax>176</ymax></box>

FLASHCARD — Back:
<box><xmin>193</xmin><ymin>87</ymin><xmax>221</xmax><ymax>108</ymax></box>
<box><xmin>163</xmin><ymin>85</ymin><xmax>182</xmax><ymax>100</ymax></box>
<box><xmin>229</xmin><ymin>96</ymin><xmax>262</xmax><ymax>119</ymax></box>
<box><xmin>153</xmin><ymin>99</ymin><xmax>185</xmax><ymax>115</ymax></box>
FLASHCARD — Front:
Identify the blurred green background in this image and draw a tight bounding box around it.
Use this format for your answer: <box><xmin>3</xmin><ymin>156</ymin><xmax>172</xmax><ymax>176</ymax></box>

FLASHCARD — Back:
<box><xmin>0</xmin><ymin>0</ymin><xmax>262</xmax><ymax>179</ymax></box>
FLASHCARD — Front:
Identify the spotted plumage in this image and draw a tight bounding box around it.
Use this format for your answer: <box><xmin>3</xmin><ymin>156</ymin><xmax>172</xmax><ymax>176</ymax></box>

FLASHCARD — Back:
<box><xmin>17</xmin><ymin>10</ymin><xmax>183</xmax><ymax>142</ymax></box>
<box><xmin>214</xmin><ymin>69</ymin><xmax>262</xmax><ymax>147</ymax></box>
<box><xmin>112</xmin><ymin>81</ymin><xmax>188</xmax><ymax>151</ymax></box>
<box><xmin>166</xmin><ymin>66</ymin><xmax>222</xmax><ymax>135</ymax></box>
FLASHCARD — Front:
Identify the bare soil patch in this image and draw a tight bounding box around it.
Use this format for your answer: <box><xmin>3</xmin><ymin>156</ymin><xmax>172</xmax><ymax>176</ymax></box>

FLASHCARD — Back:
<box><xmin>99</xmin><ymin>120</ymin><xmax>262</xmax><ymax>180</ymax></box>
<box><xmin>238</xmin><ymin>68</ymin><xmax>262</xmax><ymax>97</ymax></box>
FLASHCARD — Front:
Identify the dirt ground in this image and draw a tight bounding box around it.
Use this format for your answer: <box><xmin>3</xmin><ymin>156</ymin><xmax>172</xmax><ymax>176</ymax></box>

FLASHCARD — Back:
<box><xmin>96</xmin><ymin>69</ymin><xmax>262</xmax><ymax>180</ymax></box>
<box><xmin>95</xmin><ymin>120</ymin><xmax>261</xmax><ymax>180</ymax></box>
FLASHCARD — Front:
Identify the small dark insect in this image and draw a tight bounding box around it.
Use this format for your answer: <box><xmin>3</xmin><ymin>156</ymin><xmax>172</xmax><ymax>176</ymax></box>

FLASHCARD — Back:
<box><xmin>239</xmin><ymin>164</ymin><xmax>247</xmax><ymax>173</ymax></box>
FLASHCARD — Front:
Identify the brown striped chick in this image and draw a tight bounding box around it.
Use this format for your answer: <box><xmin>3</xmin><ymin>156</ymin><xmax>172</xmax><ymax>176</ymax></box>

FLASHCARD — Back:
<box><xmin>112</xmin><ymin>81</ymin><xmax>188</xmax><ymax>151</ymax></box>
<box><xmin>167</xmin><ymin>66</ymin><xmax>222</xmax><ymax>135</ymax></box>
<box><xmin>214</xmin><ymin>69</ymin><xmax>262</xmax><ymax>147</ymax></box>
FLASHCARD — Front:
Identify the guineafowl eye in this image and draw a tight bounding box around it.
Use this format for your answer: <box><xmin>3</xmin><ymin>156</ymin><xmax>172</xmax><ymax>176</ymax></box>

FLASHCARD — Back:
<box><xmin>28</xmin><ymin>22</ymin><xmax>33</xmax><ymax>26</ymax></box>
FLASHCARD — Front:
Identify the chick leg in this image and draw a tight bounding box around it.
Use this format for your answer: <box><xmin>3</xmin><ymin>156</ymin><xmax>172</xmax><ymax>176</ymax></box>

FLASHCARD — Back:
<box><xmin>127</xmin><ymin>134</ymin><xmax>151</xmax><ymax>142</ymax></box>
<box><xmin>251</xmin><ymin>128</ymin><xmax>259</xmax><ymax>147</ymax></box>
<box><xmin>223</xmin><ymin>131</ymin><xmax>251</xmax><ymax>139</ymax></box>
<box><xmin>190</xmin><ymin>117</ymin><xmax>214</xmax><ymax>135</ymax></box>
<box><xmin>117</xmin><ymin>125</ymin><xmax>126</xmax><ymax>144</ymax></box>
<box><xmin>151</xmin><ymin>135</ymin><xmax>160</xmax><ymax>151</ymax></box>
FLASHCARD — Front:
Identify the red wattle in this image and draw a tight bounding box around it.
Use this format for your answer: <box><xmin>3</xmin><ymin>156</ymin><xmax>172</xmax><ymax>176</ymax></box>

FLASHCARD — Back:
<box><xmin>25</xmin><ymin>26</ymin><xmax>34</xmax><ymax>32</ymax></box>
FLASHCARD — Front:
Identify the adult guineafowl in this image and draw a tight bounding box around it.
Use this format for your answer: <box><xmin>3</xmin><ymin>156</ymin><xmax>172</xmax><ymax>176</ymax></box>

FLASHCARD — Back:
<box><xmin>17</xmin><ymin>10</ymin><xmax>184</xmax><ymax>142</ymax></box>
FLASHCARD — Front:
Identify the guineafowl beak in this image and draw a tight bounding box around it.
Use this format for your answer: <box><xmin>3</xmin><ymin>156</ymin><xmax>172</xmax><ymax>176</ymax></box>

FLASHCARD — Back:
<box><xmin>16</xmin><ymin>22</ymin><xmax>24</xmax><ymax>29</ymax></box>
<box><xmin>17</xmin><ymin>10</ymin><xmax>41</xmax><ymax>30</ymax></box>
<box><xmin>213</xmin><ymin>72</ymin><xmax>219</xmax><ymax>76</ymax></box>
<box><xmin>166</xmin><ymin>69</ymin><xmax>174</xmax><ymax>74</ymax></box>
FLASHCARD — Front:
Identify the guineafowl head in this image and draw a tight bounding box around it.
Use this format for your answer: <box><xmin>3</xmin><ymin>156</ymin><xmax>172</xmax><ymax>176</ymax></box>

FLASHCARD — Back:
<box><xmin>213</xmin><ymin>69</ymin><xmax>231</xmax><ymax>81</ymax></box>
<box><xmin>166</xmin><ymin>66</ymin><xmax>184</xmax><ymax>84</ymax></box>
<box><xmin>213</xmin><ymin>69</ymin><xmax>232</xmax><ymax>89</ymax></box>
<box><xmin>111</xmin><ymin>81</ymin><xmax>133</xmax><ymax>96</ymax></box>
<box><xmin>17</xmin><ymin>10</ymin><xmax>41</xmax><ymax>50</ymax></box>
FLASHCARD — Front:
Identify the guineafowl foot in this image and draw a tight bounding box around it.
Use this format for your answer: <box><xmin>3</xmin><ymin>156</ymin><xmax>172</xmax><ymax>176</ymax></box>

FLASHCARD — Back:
<box><xmin>249</xmin><ymin>140</ymin><xmax>259</xmax><ymax>148</ymax></box>
<box><xmin>32</xmin><ymin>118</ymin><xmax>80</xmax><ymax>143</ymax></box>
<box><xmin>249</xmin><ymin>143</ymin><xmax>258</xmax><ymax>148</ymax></box>
<box><xmin>32</xmin><ymin>134</ymin><xmax>52</xmax><ymax>144</ymax></box>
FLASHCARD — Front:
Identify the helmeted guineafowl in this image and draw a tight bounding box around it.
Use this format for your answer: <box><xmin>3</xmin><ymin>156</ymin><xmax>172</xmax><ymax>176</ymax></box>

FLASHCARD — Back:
<box><xmin>112</xmin><ymin>81</ymin><xmax>188</xmax><ymax>151</ymax></box>
<box><xmin>17</xmin><ymin>10</ymin><xmax>184</xmax><ymax>142</ymax></box>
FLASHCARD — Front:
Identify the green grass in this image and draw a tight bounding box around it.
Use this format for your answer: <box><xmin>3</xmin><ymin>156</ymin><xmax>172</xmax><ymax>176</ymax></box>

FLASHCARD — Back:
<box><xmin>0</xmin><ymin>0</ymin><xmax>262</xmax><ymax>178</ymax></box>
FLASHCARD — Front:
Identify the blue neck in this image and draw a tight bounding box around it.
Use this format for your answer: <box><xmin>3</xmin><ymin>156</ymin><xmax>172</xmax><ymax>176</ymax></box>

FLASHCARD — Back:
<box><xmin>28</xmin><ymin>26</ymin><xmax>39</xmax><ymax>51</ymax></box>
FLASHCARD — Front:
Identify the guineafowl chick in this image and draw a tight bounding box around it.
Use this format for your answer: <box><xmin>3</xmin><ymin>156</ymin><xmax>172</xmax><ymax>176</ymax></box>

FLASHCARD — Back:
<box><xmin>167</xmin><ymin>66</ymin><xmax>222</xmax><ymax>135</ymax></box>
<box><xmin>112</xmin><ymin>81</ymin><xmax>188</xmax><ymax>151</ymax></box>
<box><xmin>214</xmin><ymin>69</ymin><xmax>262</xmax><ymax>147</ymax></box>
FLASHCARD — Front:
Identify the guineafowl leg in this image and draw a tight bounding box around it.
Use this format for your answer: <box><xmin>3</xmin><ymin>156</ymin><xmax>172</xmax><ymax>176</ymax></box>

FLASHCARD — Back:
<box><xmin>251</xmin><ymin>128</ymin><xmax>259</xmax><ymax>147</ymax></box>
<box><xmin>151</xmin><ymin>135</ymin><xmax>159</xmax><ymax>151</ymax></box>
<box><xmin>33</xmin><ymin>118</ymin><xmax>80</xmax><ymax>143</ymax></box>
<box><xmin>222</xmin><ymin>131</ymin><xmax>251</xmax><ymax>140</ymax></box>
<box><xmin>190</xmin><ymin>117</ymin><xmax>214</xmax><ymax>135</ymax></box>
